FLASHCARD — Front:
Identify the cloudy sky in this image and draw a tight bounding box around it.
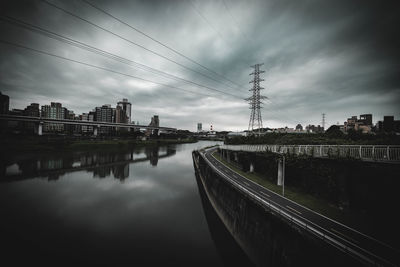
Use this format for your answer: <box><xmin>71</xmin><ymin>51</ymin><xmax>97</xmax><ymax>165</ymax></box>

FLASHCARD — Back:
<box><xmin>1</xmin><ymin>0</ymin><xmax>399</xmax><ymax>131</ymax></box>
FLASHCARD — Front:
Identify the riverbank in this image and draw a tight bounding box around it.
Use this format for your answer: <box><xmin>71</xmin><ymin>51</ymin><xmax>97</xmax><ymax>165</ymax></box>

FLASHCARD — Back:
<box><xmin>0</xmin><ymin>135</ymin><xmax>197</xmax><ymax>154</ymax></box>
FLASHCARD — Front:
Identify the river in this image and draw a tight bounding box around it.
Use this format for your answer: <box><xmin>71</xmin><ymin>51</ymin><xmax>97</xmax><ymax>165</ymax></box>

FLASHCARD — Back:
<box><xmin>0</xmin><ymin>141</ymin><xmax>254</xmax><ymax>266</ymax></box>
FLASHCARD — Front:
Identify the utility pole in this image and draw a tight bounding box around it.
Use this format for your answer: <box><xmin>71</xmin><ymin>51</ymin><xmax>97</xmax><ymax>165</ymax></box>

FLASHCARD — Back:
<box><xmin>246</xmin><ymin>63</ymin><xmax>267</xmax><ymax>136</ymax></box>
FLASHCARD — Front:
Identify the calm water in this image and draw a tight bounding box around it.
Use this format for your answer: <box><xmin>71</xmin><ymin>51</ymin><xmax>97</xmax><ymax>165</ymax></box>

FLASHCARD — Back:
<box><xmin>0</xmin><ymin>141</ymin><xmax>252</xmax><ymax>265</ymax></box>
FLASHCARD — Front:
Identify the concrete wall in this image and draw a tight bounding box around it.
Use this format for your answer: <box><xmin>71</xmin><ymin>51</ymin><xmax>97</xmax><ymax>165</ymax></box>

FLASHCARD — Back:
<box><xmin>193</xmin><ymin>151</ymin><xmax>358</xmax><ymax>267</ymax></box>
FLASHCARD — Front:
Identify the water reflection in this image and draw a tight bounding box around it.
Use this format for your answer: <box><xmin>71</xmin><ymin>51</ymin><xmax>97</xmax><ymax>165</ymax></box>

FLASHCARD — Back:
<box><xmin>0</xmin><ymin>141</ymin><xmax>231</xmax><ymax>265</ymax></box>
<box><xmin>1</xmin><ymin>146</ymin><xmax>176</xmax><ymax>182</ymax></box>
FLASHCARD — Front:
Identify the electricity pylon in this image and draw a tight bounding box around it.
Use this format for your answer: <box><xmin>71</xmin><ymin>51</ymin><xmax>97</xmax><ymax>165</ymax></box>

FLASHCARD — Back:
<box><xmin>246</xmin><ymin>63</ymin><xmax>267</xmax><ymax>135</ymax></box>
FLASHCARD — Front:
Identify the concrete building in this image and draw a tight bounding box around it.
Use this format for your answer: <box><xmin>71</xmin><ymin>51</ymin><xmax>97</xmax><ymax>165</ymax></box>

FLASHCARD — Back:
<box><xmin>117</xmin><ymin>98</ymin><xmax>131</xmax><ymax>123</ymax></box>
<box><xmin>344</xmin><ymin>116</ymin><xmax>357</xmax><ymax>132</ymax></box>
<box><xmin>23</xmin><ymin>103</ymin><xmax>40</xmax><ymax>117</ymax></box>
<box><xmin>41</xmin><ymin>102</ymin><xmax>65</xmax><ymax>132</ymax></box>
<box><xmin>0</xmin><ymin>92</ymin><xmax>10</xmax><ymax>114</ymax></box>
<box><xmin>383</xmin><ymin>116</ymin><xmax>394</xmax><ymax>132</ymax></box>
<box><xmin>81</xmin><ymin>112</ymin><xmax>94</xmax><ymax>134</ymax></box>
<box><xmin>344</xmin><ymin>114</ymin><xmax>373</xmax><ymax>133</ymax></box>
<box><xmin>376</xmin><ymin>116</ymin><xmax>400</xmax><ymax>133</ymax></box>
<box><xmin>23</xmin><ymin>103</ymin><xmax>40</xmax><ymax>132</ymax></box>
<box><xmin>114</xmin><ymin>106</ymin><xmax>125</xmax><ymax>123</ymax></box>
<box><xmin>0</xmin><ymin>92</ymin><xmax>10</xmax><ymax>132</ymax></box>
<box><xmin>359</xmin><ymin>114</ymin><xmax>372</xmax><ymax>126</ymax></box>
<box><xmin>146</xmin><ymin>115</ymin><xmax>160</xmax><ymax>136</ymax></box>
<box><xmin>150</xmin><ymin>115</ymin><xmax>159</xmax><ymax>127</ymax></box>
<box><xmin>95</xmin><ymin>104</ymin><xmax>113</xmax><ymax>134</ymax></box>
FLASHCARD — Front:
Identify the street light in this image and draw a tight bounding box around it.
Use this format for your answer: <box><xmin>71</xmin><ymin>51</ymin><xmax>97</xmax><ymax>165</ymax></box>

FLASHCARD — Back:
<box><xmin>282</xmin><ymin>155</ymin><xmax>285</xmax><ymax>197</ymax></box>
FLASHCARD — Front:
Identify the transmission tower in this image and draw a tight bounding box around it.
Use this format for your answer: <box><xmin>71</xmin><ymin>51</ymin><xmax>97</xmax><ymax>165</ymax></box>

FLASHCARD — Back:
<box><xmin>322</xmin><ymin>113</ymin><xmax>326</xmax><ymax>131</ymax></box>
<box><xmin>246</xmin><ymin>63</ymin><xmax>267</xmax><ymax>135</ymax></box>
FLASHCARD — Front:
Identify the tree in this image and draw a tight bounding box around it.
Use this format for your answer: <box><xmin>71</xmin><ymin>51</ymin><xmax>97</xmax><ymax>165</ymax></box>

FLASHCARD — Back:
<box><xmin>325</xmin><ymin>125</ymin><xmax>344</xmax><ymax>138</ymax></box>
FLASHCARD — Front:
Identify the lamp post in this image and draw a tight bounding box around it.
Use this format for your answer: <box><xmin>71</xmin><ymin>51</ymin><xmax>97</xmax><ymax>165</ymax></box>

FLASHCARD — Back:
<box><xmin>282</xmin><ymin>155</ymin><xmax>285</xmax><ymax>197</ymax></box>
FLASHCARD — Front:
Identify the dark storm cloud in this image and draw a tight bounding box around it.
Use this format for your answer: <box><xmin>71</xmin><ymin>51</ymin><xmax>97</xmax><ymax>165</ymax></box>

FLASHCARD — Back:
<box><xmin>1</xmin><ymin>0</ymin><xmax>399</xmax><ymax>130</ymax></box>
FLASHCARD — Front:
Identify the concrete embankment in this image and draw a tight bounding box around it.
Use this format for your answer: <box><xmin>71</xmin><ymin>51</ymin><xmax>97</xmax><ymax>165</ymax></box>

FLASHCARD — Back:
<box><xmin>192</xmin><ymin>150</ymin><xmax>360</xmax><ymax>267</ymax></box>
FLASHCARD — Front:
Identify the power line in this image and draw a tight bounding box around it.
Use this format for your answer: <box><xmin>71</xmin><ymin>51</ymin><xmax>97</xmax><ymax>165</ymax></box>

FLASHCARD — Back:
<box><xmin>187</xmin><ymin>0</ymin><xmax>228</xmax><ymax>44</ymax></box>
<box><xmin>221</xmin><ymin>0</ymin><xmax>249</xmax><ymax>42</ymax></box>
<box><xmin>40</xmin><ymin>0</ymin><xmax>240</xmax><ymax>92</ymax></box>
<box><xmin>0</xmin><ymin>39</ymin><xmax>221</xmax><ymax>98</ymax></box>
<box><xmin>80</xmin><ymin>0</ymin><xmax>242</xmax><ymax>89</ymax></box>
<box><xmin>0</xmin><ymin>15</ymin><xmax>244</xmax><ymax>99</ymax></box>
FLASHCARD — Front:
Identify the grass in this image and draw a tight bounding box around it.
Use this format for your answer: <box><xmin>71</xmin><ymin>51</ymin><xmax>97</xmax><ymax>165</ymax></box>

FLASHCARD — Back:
<box><xmin>212</xmin><ymin>151</ymin><xmax>362</xmax><ymax>228</ymax></box>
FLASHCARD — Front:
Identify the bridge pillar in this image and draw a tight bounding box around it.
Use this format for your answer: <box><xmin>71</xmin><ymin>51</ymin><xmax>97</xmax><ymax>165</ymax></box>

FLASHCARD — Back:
<box><xmin>234</xmin><ymin>152</ymin><xmax>238</xmax><ymax>162</ymax></box>
<box><xmin>249</xmin><ymin>162</ymin><xmax>254</xmax><ymax>173</ymax></box>
<box><xmin>34</xmin><ymin>122</ymin><xmax>43</xmax><ymax>136</ymax></box>
<box><xmin>226</xmin><ymin>151</ymin><xmax>231</xmax><ymax>163</ymax></box>
<box><xmin>93</xmin><ymin>125</ymin><xmax>99</xmax><ymax>136</ymax></box>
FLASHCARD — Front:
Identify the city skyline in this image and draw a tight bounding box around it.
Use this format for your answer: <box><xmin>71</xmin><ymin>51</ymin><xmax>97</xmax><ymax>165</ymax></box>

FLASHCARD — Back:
<box><xmin>1</xmin><ymin>0</ymin><xmax>399</xmax><ymax>132</ymax></box>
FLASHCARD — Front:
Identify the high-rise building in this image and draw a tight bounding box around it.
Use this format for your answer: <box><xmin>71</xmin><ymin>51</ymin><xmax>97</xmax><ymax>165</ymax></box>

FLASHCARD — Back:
<box><xmin>117</xmin><ymin>98</ymin><xmax>131</xmax><ymax>123</ymax></box>
<box><xmin>81</xmin><ymin>112</ymin><xmax>94</xmax><ymax>134</ymax></box>
<box><xmin>146</xmin><ymin>115</ymin><xmax>160</xmax><ymax>136</ymax></box>
<box><xmin>22</xmin><ymin>103</ymin><xmax>40</xmax><ymax>132</ymax></box>
<box><xmin>95</xmin><ymin>105</ymin><xmax>113</xmax><ymax>122</ymax></box>
<box><xmin>150</xmin><ymin>115</ymin><xmax>159</xmax><ymax>127</ymax></box>
<box><xmin>114</xmin><ymin>106</ymin><xmax>125</xmax><ymax>132</ymax></box>
<box><xmin>95</xmin><ymin>104</ymin><xmax>113</xmax><ymax>134</ymax></box>
<box><xmin>197</xmin><ymin>123</ymin><xmax>202</xmax><ymax>132</ymax></box>
<box><xmin>0</xmin><ymin>92</ymin><xmax>9</xmax><ymax>114</ymax></box>
<box><xmin>114</xmin><ymin>106</ymin><xmax>125</xmax><ymax>123</ymax></box>
<box><xmin>23</xmin><ymin>103</ymin><xmax>40</xmax><ymax>117</ymax></box>
<box><xmin>41</xmin><ymin>102</ymin><xmax>65</xmax><ymax>132</ymax></box>
<box><xmin>0</xmin><ymin>92</ymin><xmax>9</xmax><ymax>132</ymax></box>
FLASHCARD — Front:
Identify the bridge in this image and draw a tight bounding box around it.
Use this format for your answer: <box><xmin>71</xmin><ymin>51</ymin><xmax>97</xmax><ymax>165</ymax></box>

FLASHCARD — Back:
<box><xmin>221</xmin><ymin>144</ymin><xmax>400</xmax><ymax>163</ymax></box>
<box><xmin>194</xmin><ymin>147</ymin><xmax>399</xmax><ymax>266</ymax></box>
<box><xmin>0</xmin><ymin>114</ymin><xmax>176</xmax><ymax>135</ymax></box>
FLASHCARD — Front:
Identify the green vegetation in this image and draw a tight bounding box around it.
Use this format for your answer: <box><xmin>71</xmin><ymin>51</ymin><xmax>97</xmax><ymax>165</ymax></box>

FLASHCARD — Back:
<box><xmin>225</xmin><ymin>132</ymin><xmax>400</xmax><ymax>145</ymax></box>
<box><xmin>212</xmin><ymin>151</ymin><xmax>365</xmax><ymax>229</ymax></box>
<box><xmin>0</xmin><ymin>136</ymin><xmax>197</xmax><ymax>154</ymax></box>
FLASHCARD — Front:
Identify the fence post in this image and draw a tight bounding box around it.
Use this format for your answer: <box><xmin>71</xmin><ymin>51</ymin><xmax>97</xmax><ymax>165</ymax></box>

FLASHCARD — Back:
<box><xmin>387</xmin><ymin>146</ymin><xmax>390</xmax><ymax>160</ymax></box>
<box><xmin>372</xmin><ymin>146</ymin><xmax>375</xmax><ymax>159</ymax></box>
<box><xmin>359</xmin><ymin>146</ymin><xmax>362</xmax><ymax>158</ymax></box>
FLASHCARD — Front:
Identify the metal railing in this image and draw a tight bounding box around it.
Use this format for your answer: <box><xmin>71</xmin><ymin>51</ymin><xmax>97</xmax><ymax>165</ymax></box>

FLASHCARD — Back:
<box><xmin>220</xmin><ymin>144</ymin><xmax>400</xmax><ymax>162</ymax></box>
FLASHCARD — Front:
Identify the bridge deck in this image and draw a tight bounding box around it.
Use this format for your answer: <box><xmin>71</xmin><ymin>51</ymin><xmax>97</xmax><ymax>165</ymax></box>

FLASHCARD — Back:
<box><xmin>0</xmin><ymin>114</ymin><xmax>176</xmax><ymax>131</ymax></box>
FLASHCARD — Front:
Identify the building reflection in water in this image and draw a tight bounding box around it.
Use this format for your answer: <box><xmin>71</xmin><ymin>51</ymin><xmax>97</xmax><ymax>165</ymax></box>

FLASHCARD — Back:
<box><xmin>2</xmin><ymin>146</ymin><xmax>176</xmax><ymax>182</ymax></box>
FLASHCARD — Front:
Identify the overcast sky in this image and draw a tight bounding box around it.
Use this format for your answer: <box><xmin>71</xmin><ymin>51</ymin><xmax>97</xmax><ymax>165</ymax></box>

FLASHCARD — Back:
<box><xmin>1</xmin><ymin>0</ymin><xmax>399</xmax><ymax>131</ymax></box>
